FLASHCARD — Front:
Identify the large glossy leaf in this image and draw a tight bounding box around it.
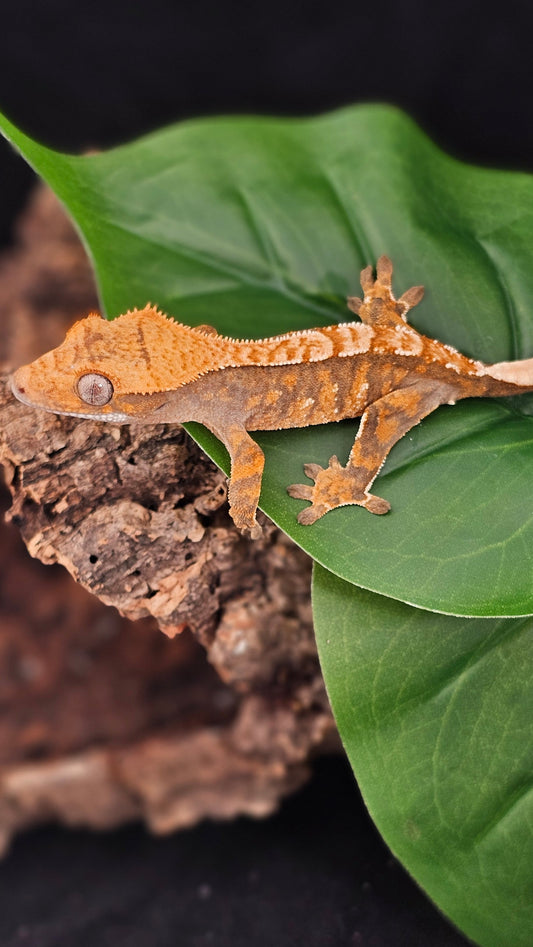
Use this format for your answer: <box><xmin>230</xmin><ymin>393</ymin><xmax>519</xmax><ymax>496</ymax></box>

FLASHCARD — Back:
<box><xmin>313</xmin><ymin>563</ymin><xmax>533</xmax><ymax>947</ymax></box>
<box><xmin>2</xmin><ymin>105</ymin><xmax>533</xmax><ymax>616</ymax></box>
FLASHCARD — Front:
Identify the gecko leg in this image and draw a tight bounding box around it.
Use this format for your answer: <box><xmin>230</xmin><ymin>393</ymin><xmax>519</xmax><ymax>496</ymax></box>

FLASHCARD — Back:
<box><xmin>220</xmin><ymin>425</ymin><xmax>265</xmax><ymax>539</ymax></box>
<box><xmin>287</xmin><ymin>383</ymin><xmax>450</xmax><ymax>525</ymax></box>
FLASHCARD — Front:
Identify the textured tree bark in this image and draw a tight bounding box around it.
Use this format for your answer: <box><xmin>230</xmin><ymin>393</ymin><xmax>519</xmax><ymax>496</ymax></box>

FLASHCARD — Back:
<box><xmin>0</xmin><ymin>185</ymin><xmax>338</xmax><ymax>853</ymax></box>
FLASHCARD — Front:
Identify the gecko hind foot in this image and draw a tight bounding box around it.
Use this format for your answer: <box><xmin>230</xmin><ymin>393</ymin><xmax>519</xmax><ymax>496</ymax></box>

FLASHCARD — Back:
<box><xmin>347</xmin><ymin>255</ymin><xmax>424</xmax><ymax>325</ymax></box>
<box><xmin>287</xmin><ymin>455</ymin><xmax>391</xmax><ymax>524</ymax></box>
<box><xmin>230</xmin><ymin>510</ymin><xmax>263</xmax><ymax>540</ymax></box>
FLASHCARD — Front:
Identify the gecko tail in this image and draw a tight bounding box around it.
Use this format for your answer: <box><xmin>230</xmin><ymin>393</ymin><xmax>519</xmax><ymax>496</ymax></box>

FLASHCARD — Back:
<box><xmin>485</xmin><ymin>356</ymin><xmax>533</xmax><ymax>389</ymax></box>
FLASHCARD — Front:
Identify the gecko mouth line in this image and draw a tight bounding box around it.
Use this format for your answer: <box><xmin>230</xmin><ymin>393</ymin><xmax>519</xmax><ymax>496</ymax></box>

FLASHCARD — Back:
<box><xmin>9</xmin><ymin>376</ymin><xmax>131</xmax><ymax>423</ymax></box>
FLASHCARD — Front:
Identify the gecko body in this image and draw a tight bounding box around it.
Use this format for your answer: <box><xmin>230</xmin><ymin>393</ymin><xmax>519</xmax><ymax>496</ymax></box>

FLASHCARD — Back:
<box><xmin>11</xmin><ymin>257</ymin><xmax>533</xmax><ymax>538</ymax></box>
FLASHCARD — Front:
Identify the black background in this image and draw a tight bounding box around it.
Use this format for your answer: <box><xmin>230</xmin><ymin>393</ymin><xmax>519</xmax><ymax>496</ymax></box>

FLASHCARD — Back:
<box><xmin>0</xmin><ymin>1</ymin><xmax>531</xmax><ymax>944</ymax></box>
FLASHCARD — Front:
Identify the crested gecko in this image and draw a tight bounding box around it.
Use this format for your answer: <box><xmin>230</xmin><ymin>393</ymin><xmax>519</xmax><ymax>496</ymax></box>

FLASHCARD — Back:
<box><xmin>11</xmin><ymin>256</ymin><xmax>533</xmax><ymax>539</ymax></box>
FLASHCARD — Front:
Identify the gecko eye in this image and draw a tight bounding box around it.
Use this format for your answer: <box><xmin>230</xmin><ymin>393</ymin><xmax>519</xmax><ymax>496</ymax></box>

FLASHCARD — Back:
<box><xmin>77</xmin><ymin>373</ymin><xmax>114</xmax><ymax>406</ymax></box>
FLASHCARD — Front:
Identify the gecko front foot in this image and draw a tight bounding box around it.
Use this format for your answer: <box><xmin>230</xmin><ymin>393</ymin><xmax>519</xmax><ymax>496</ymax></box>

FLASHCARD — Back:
<box><xmin>287</xmin><ymin>455</ymin><xmax>390</xmax><ymax>525</ymax></box>
<box><xmin>231</xmin><ymin>513</ymin><xmax>263</xmax><ymax>540</ymax></box>
<box><xmin>241</xmin><ymin>521</ymin><xmax>263</xmax><ymax>541</ymax></box>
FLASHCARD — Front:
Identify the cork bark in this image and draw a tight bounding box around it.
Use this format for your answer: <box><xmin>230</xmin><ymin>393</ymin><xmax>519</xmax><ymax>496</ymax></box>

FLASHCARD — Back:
<box><xmin>0</xmin><ymin>185</ymin><xmax>338</xmax><ymax>853</ymax></box>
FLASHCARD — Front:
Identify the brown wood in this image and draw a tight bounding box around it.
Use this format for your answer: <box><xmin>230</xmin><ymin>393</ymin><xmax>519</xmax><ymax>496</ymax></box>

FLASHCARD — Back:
<box><xmin>0</xmin><ymin>185</ymin><xmax>337</xmax><ymax>854</ymax></box>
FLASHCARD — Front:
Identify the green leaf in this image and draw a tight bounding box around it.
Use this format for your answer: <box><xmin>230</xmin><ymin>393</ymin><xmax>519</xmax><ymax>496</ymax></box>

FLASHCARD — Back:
<box><xmin>2</xmin><ymin>104</ymin><xmax>533</xmax><ymax>616</ymax></box>
<box><xmin>313</xmin><ymin>562</ymin><xmax>533</xmax><ymax>947</ymax></box>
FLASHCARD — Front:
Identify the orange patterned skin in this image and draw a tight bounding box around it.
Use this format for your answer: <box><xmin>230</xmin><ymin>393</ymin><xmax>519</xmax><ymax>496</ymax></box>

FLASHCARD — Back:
<box><xmin>11</xmin><ymin>257</ymin><xmax>533</xmax><ymax>538</ymax></box>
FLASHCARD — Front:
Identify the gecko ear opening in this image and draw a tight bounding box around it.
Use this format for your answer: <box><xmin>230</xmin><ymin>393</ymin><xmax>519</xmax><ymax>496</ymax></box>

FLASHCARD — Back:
<box><xmin>77</xmin><ymin>373</ymin><xmax>114</xmax><ymax>406</ymax></box>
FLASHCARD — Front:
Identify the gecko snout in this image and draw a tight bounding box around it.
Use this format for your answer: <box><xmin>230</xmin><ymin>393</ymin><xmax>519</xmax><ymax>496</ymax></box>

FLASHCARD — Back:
<box><xmin>10</xmin><ymin>366</ymin><xmax>30</xmax><ymax>404</ymax></box>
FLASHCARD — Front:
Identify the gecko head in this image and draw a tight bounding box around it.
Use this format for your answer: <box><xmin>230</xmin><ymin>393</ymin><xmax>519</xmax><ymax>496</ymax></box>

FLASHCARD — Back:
<box><xmin>10</xmin><ymin>306</ymin><xmax>229</xmax><ymax>421</ymax></box>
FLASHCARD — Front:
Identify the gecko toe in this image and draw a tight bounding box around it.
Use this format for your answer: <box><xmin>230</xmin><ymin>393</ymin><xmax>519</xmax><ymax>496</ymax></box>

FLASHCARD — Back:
<box><xmin>359</xmin><ymin>264</ymin><xmax>374</xmax><ymax>293</ymax></box>
<box><xmin>287</xmin><ymin>483</ymin><xmax>313</xmax><ymax>501</ymax></box>
<box><xmin>346</xmin><ymin>295</ymin><xmax>362</xmax><ymax>315</ymax></box>
<box><xmin>376</xmin><ymin>255</ymin><xmax>393</xmax><ymax>287</ymax></box>
<box><xmin>364</xmin><ymin>494</ymin><xmax>391</xmax><ymax>515</ymax></box>
<box><xmin>303</xmin><ymin>462</ymin><xmax>323</xmax><ymax>480</ymax></box>
<box><xmin>399</xmin><ymin>285</ymin><xmax>424</xmax><ymax>313</ymax></box>
<box><xmin>297</xmin><ymin>504</ymin><xmax>327</xmax><ymax>525</ymax></box>
<box><xmin>239</xmin><ymin>520</ymin><xmax>263</xmax><ymax>540</ymax></box>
